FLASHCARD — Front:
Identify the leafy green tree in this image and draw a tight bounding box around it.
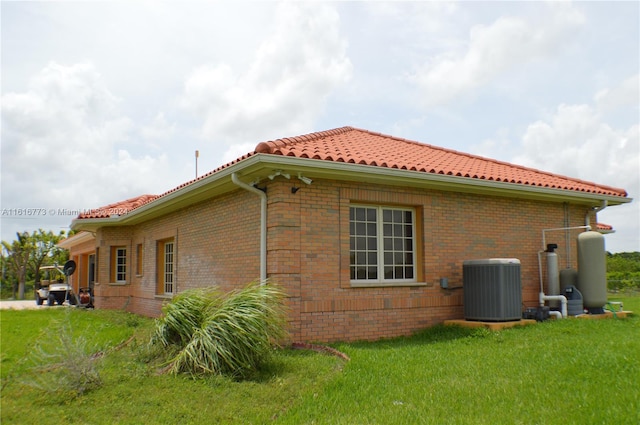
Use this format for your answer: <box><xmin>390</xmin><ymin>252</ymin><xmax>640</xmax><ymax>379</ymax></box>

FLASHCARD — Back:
<box><xmin>31</xmin><ymin>229</ymin><xmax>68</xmax><ymax>285</ymax></box>
<box><xmin>1</xmin><ymin>247</ymin><xmax>17</xmax><ymax>297</ymax></box>
<box><xmin>1</xmin><ymin>229</ymin><xmax>67</xmax><ymax>299</ymax></box>
<box><xmin>2</xmin><ymin>232</ymin><xmax>34</xmax><ymax>299</ymax></box>
<box><xmin>606</xmin><ymin>252</ymin><xmax>640</xmax><ymax>273</ymax></box>
<box><xmin>606</xmin><ymin>252</ymin><xmax>640</xmax><ymax>291</ymax></box>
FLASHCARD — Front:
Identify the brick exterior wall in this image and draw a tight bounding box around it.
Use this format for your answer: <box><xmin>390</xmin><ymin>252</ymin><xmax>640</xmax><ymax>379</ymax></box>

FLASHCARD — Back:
<box><xmin>76</xmin><ymin>177</ymin><xmax>594</xmax><ymax>342</ymax></box>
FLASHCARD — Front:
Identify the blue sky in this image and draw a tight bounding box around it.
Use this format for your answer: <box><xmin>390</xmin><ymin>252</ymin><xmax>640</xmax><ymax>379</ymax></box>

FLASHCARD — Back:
<box><xmin>1</xmin><ymin>1</ymin><xmax>638</xmax><ymax>252</ymax></box>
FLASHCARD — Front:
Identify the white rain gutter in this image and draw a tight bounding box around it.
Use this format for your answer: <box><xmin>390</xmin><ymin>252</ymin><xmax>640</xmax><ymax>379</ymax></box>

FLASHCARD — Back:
<box><xmin>231</xmin><ymin>173</ymin><xmax>267</xmax><ymax>283</ymax></box>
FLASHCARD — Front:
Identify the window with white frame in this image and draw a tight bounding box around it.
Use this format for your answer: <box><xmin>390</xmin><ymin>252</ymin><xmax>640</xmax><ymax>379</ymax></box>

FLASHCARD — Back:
<box><xmin>349</xmin><ymin>205</ymin><xmax>415</xmax><ymax>284</ymax></box>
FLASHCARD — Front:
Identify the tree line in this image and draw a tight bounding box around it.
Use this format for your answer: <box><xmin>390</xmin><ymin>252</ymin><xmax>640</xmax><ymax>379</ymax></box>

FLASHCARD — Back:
<box><xmin>1</xmin><ymin>229</ymin><xmax>69</xmax><ymax>300</ymax></box>
<box><xmin>606</xmin><ymin>251</ymin><xmax>640</xmax><ymax>292</ymax></box>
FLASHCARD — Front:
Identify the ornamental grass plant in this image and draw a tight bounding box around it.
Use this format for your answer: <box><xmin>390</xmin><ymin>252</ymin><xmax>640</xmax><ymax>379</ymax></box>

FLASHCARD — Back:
<box><xmin>151</xmin><ymin>281</ymin><xmax>288</xmax><ymax>378</ymax></box>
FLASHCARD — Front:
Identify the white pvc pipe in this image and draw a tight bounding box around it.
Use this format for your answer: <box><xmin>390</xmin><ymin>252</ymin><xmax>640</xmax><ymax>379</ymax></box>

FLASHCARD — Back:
<box><xmin>548</xmin><ymin>310</ymin><xmax>562</xmax><ymax>320</ymax></box>
<box><xmin>231</xmin><ymin>173</ymin><xmax>267</xmax><ymax>284</ymax></box>
<box><xmin>537</xmin><ymin>251</ymin><xmax>545</xmax><ymax>293</ymax></box>
<box><xmin>542</xmin><ymin>225</ymin><xmax>591</xmax><ymax>251</ymax></box>
<box><xmin>539</xmin><ymin>292</ymin><xmax>568</xmax><ymax>318</ymax></box>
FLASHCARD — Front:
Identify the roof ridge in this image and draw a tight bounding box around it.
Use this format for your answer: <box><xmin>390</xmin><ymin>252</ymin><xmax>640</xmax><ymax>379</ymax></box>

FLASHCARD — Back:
<box><xmin>255</xmin><ymin>126</ymin><xmax>355</xmax><ymax>154</ymax></box>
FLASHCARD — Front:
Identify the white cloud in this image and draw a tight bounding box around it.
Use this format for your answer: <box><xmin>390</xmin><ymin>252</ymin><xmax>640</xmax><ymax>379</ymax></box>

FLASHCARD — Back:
<box><xmin>1</xmin><ymin>61</ymin><xmax>172</xmax><ymax>237</ymax></box>
<box><xmin>409</xmin><ymin>2</ymin><xmax>585</xmax><ymax>107</ymax></box>
<box><xmin>595</xmin><ymin>74</ymin><xmax>640</xmax><ymax>113</ymax></box>
<box><xmin>140</xmin><ymin>112</ymin><xmax>176</xmax><ymax>144</ymax></box>
<box><xmin>472</xmin><ymin>72</ymin><xmax>639</xmax><ymax>252</ymax></box>
<box><xmin>363</xmin><ymin>1</ymin><xmax>459</xmax><ymax>37</ymax></box>
<box><xmin>1</xmin><ymin>1</ymin><xmax>636</xmax><ymax>252</ymax></box>
<box><xmin>508</xmin><ymin>77</ymin><xmax>639</xmax><ymax>252</ymax></box>
<box><xmin>180</xmin><ymin>2</ymin><xmax>352</xmax><ymax>149</ymax></box>
<box><xmin>514</xmin><ymin>106</ymin><xmax>637</xmax><ymax>192</ymax></box>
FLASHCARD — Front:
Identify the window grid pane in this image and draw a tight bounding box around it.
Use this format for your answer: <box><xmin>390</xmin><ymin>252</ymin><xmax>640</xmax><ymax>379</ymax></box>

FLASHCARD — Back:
<box><xmin>349</xmin><ymin>207</ymin><xmax>378</xmax><ymax>280</ymax></box>
<box><xmin>381</xmin><ymin>208</ymin><xmax>414</xmax><ymax>280</ymax></box>
<box><xmin>164</xmin><ymin>242</ymin><xmax>174</xmax><ymax>294</ymax></box>
<box><xmin>116</xmin><ymin>248</ymin><xmax>126</xmax><ymax>281</ymax></box>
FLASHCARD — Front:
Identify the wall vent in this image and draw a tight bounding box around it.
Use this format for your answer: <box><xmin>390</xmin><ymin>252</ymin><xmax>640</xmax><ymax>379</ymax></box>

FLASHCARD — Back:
<box><xmin>463</xmin><ymin>258</ymin><xmax>522</xmax><ymax>322</ymax></box>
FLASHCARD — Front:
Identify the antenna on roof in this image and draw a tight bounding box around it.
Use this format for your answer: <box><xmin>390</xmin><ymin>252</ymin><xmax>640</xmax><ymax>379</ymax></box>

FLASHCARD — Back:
<box><xmin>195</xmin><ymin>150</ymin><xmax>199</xmax><ymax>179</ymax></box>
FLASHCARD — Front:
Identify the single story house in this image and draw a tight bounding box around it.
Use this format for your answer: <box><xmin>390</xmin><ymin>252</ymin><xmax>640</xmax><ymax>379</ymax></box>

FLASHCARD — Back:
<box><xmin>61</xmin><ymin>126</ymin><xmax>630</xmax><ymax>342</ymax></box>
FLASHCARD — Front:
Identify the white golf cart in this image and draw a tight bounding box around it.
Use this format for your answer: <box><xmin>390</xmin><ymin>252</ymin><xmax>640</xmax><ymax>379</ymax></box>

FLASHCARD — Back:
<box><xmin>34</xmin><ymin>260</ymin><xmax>93</xmax><ymax>308</ymax></box>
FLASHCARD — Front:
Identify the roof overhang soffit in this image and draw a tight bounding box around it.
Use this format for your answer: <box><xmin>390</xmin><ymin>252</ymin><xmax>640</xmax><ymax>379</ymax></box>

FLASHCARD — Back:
<box><xmin>71</xmin><ymin>154</ymin><xmax>631</xmax><ymax>232</ymax></box>
<box><xmin>57</xmin><ymin>231</ymin><xmax>96</xmax><ymax>250</ymax></box>
<box><xmin>244</xmin><ymin>155</ymin><xmax>631</xmax><ymax>206</ymax></box>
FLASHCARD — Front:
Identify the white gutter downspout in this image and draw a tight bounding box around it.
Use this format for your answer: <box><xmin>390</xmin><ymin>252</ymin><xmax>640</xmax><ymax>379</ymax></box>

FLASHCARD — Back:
<box><xmin>231</xmin><ymin>173</ymin><xmax>267</xmax><ymax>284</ymax></box>
<box><xmin>585</xmin><ymin>200</ymin><xmax>608</xmax><ymax>228</ymax></box>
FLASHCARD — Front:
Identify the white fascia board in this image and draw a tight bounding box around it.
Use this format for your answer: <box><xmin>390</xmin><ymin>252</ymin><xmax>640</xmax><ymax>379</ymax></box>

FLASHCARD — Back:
<box><xmin>71</xmin><ymin>154</ymin><xmax>632</xmax><ymax>232</ymax></box>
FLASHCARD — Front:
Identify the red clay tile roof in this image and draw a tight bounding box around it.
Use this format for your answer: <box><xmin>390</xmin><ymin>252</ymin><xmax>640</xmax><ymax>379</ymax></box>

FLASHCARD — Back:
<box><xmin>255</xmin><ymin>126</ymin><xmax>628</xmax><ymax>198</ymax></box>
<box><xmin>77</xmin><ymin>126</ymin><xmax>627</xmax><ymax>219</ymax></box>
<box><xmin>77</xmin><ymin>194</ymin><xmax>158</xmax><ymax>219</ymax></box>
<box><xmin>596</xmin><ymin>223</ymin><xmax>613</xmax><ymax>231</ymax></box>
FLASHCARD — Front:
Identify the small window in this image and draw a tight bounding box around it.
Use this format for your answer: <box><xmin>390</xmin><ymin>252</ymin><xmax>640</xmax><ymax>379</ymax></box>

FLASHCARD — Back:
<box><xmin>110</xmin><ymin>246</ymin><xmax>127</xmax><ymax>283</ymax></box>
<box><xmin>88</xmin><ymin>253</ymin><xmax>96</xmax><ymax>285</ymax></box>
<box><xmin>350</xmin><ymin>205</ymin><xmax>416</xmax><ymax>284</ymax></box>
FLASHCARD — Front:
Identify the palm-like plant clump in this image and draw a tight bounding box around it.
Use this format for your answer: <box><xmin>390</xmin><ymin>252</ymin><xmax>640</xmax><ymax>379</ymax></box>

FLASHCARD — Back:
<box><xmin>151</xmin><ymin>281</ymin><xmax>288</xmax><ymax>378</ymax></box>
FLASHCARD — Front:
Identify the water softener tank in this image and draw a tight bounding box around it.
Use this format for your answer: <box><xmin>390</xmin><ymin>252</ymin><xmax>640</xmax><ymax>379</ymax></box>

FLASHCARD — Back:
<box><xmin>577</xmin><ymin>231</ymin><xmax>607</xmax><ymax>313</ymax></box>
<box><xmin>546</xmin><ymin>247</ymin><xmax>560</xmax><ymax>308</ymax></box>
<box><xmin>559</xmin><ymin>268</ymin><xmax>578</xmax><ymax>293</ymax></box>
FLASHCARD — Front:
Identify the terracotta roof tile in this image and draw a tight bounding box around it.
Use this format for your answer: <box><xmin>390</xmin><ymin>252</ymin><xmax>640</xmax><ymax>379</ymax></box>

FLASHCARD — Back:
<box><xmin>77</xmin><ymin>126</ymin><xmax>627</xmax><ymax>220</ymax></box>
<box><xmin>596</xmin><ymin>223</ymin><xmax>613</xmax><ymax>231</ymax></box>
<box><xmin>255</xmin><ymin>126</ymin><xmax>627</xmax><ymax>198</ymax></box>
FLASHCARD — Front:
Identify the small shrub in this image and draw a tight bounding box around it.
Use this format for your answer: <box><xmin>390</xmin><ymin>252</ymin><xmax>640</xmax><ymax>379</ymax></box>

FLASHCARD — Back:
<box><xmin>23</xmin><ymin>319</ymin><xmax>102</xmax><ymax>397</ymax></box>
<box><xmin>151</xmin><ymin>281</ymin><xmax>288</xmax><ymax>378</ymax></box>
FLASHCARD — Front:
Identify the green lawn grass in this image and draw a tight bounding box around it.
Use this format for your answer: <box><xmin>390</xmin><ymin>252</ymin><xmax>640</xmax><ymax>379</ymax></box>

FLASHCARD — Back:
<box><xmin>2</xmin><ymin>296</ymin><xmax>638</xmax><ymax>424</ymax></box>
